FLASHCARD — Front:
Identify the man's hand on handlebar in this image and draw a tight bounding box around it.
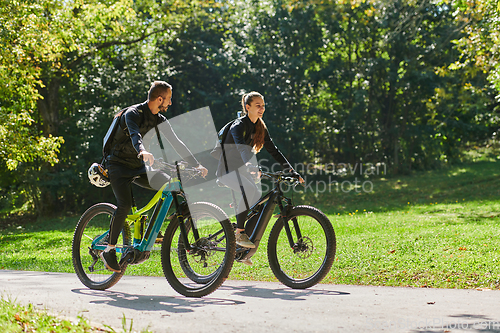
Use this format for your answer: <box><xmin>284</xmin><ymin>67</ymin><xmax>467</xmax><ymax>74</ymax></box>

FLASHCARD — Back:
<box><xmin>138</xmin><ymin>150</ymin><xmax>155</xmax><ymax>166</ymax></box>
<box><xmin>148</xmin><ymin>157</ymin><xmax>207</xmax><ymax>178</ymax></box>
<box><xmin>195</xmin><ymin>164</ymin><xmax>208</xmax><ymax>178</ymax></box>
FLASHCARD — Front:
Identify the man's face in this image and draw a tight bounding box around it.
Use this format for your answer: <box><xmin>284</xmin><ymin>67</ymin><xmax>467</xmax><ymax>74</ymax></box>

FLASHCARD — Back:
<box><xmin>157</xmin><ymin>89</ymin><xmax>172</xmax><ymax>114</ymax></box>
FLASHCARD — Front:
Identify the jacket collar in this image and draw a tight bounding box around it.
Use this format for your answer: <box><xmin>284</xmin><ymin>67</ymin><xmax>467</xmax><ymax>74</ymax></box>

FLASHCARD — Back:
<box><xmin>139</xmin><ymin>101</ymin><xmax>158</xmax><ymax>121</ymax></box>
<box><xmin>242</xmin><ymin>114</ymin><xmax>256</xmax><ymax>127</ymax></box>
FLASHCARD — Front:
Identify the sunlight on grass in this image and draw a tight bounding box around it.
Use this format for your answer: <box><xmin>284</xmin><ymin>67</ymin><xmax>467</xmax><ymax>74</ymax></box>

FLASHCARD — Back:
<box><xmin>0</xmin><ymin>297</ymin><xmax>154</xmax><ymax>332</ymax></box>
<box><xmin>329</xmin><ymin>202</ymin><xmax>500</xmax><ymax>289</ymax></box>
<box><xmin>0</xmin><ymin>297</ymin><xmax>100</xmax><ymax>332</ymax></box>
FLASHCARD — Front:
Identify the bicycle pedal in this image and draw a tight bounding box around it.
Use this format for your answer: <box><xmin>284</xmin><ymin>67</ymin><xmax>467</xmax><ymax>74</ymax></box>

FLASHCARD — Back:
<box><xmin>236</xmin><ymin>258</ymin><xmax>253</xmax><ymax>266</ymax></box>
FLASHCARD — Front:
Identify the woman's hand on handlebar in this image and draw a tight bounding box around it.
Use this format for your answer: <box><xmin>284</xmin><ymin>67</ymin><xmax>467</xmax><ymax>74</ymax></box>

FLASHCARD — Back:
<box><xmin>246</xmin><ymin>162</ymin><xmax>261</xmax><ymax>179</ymax></box>
<box><xmin>284</xmin><ymin>168</ymin><xmax>305</xmax><ymax>184</ymax></box>
<box><xmin>293</xmin><ymin>172</ymin><xmax>305</xmax><ymax>184</ymax></box>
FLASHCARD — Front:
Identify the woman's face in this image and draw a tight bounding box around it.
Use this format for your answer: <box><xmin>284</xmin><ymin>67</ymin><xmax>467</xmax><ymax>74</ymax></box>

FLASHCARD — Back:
<box><xmin>246</xmin><ymin>97</ymin><xmax>265</xmax><ymax>120</ymax></box>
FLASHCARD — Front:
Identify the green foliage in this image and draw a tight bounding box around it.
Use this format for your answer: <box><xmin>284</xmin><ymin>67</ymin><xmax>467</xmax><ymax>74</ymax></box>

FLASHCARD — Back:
<box><xmin>0</xmin><ymin>0</ymin><xmax>203</xmax><ymax>215</ymax></box>
<box><xmin>451</xmin><ymin>0</ymin><xmax>500</xmax><ymax>95</ymax></box>
<box><xmin>306</xmin><ymin>0</ymin><xmax>496</xmax><ymax>172</ymax></box>
<box><xmin>0</xmin><ymin>112</ymin><xmax>64</xmax><ymax>170</ymax></box>
<box><xmin>0</xmin><ymin>297</ymin><xmax>98</xmax><ymax>332</ymax></box>
<box><xmin>0</xmin><ymin>0</ymin><xmax>64</xmax><ymax>170</ymax></box>
<box><xmin>0</xmin><ymin>0</ymin><xmax>497</xmax><ymax>216</ymax></box>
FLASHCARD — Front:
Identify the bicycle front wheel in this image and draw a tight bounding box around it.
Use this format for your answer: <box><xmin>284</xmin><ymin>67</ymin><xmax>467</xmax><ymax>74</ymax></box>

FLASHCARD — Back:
<box><xmin>267</xmin><ymin>205</ymin><xmax>336</xmax><ymax>289</ymax></box>
<box><xmin>72</xmin><ymin>203</ymin><xmax>131</xmax><ymax>290</ymax></box>
<box><xmin>161</xmin><ymin>202</ymin><xmax>235</xmax><ymax>297</ymax></box>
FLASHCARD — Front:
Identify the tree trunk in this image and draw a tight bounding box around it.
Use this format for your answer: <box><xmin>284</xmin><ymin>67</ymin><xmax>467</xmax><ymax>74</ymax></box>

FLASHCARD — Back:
<box><xmin>37</xmin><ymin>77</ymin><xmax>61</xmax><ymax>136</ymax></box>
<box><xmin>36</xmin><ymin>76</ymin><xmax>62</xmax><ymax>216</ymax></box>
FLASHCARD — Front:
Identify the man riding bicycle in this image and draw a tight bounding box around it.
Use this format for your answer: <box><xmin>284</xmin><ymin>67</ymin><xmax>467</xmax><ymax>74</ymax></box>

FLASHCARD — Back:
<box><xmin>101</xmin><ymin>81</ymin><xmax>208</xmax><ymax>272</ymax></box>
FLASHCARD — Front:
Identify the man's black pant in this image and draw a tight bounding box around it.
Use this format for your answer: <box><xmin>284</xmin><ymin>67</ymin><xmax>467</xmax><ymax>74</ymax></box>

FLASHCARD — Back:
<box><xmin>107</xmin><ymin>162</ymin><xmax>170</xmax><ymax>245</ymax></box>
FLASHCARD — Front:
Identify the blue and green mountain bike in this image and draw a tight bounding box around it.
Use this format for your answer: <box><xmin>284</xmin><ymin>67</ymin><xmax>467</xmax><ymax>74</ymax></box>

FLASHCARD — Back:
<box><xmin>72</xmin><ymin>161</ymin><xmax>236</xmax><ymax>297</ymax></box>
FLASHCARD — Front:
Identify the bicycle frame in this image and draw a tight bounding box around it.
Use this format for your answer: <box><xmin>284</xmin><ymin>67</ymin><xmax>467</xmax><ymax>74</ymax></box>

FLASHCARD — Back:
<box><xmin>90</xmin><ymin>178</ymin><xmax>195</xmax><ymax>256</ymax></box>
<box><xmin>236</xmin><ymin>177</ymin><xmax>295</xmax><ymax>260</ymax></box>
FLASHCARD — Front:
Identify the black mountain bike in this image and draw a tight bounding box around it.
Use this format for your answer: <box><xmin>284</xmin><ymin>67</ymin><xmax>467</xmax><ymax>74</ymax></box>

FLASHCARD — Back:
<box><xmin>224</xmin><ymin>170</ymin><xmax>336</xmax><ymax>289</ymax></box>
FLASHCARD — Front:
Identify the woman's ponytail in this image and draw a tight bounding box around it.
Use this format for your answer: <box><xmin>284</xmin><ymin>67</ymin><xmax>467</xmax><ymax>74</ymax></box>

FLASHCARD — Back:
<box><xmin>253</xmin><ymin>118</ymin><xmax>266</xmax><ymax>153</ymax></box>
<box><xmin>241</xmin><ymin>94</ymin><xmax>248</xmax><ymax>116</ymax></box>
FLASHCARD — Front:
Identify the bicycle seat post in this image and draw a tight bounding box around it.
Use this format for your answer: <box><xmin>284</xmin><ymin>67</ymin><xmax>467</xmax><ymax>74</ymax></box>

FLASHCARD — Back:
<box><xmin>230</xmin><ymin>188</ymin><xmax>238</xmax><ymax>216</ymax></box>
<box><xmin>130</xmin><ymin>187</ymin><xmax>136</xmax><ymax>210</ymax></box>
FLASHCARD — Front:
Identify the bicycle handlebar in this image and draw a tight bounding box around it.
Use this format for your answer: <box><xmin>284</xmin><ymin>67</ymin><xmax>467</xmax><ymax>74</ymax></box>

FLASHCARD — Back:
<box><xmin>259</xmin><ymin>169</ymin><xmax>301</xmax><ymax>186</ymax></box>
<box><xmin>152</xmin><ymin>160</ymin><xmax>202</xmax><ymax>179</ymax></box>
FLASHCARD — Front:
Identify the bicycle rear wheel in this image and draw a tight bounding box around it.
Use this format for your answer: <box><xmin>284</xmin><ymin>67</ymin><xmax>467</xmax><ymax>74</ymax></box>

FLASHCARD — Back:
<box><xmin>72</xmin><ymin>203</ymin><xmax>131</xmax><ymax>290</ymax></box>
<box><xmin>267</xmin><ymin>205</ymin><xmax>336</xmax><ymax>289</ymax></box>
<box><xmin>161</xmin><ymin>202</ymin><xmax>235</xmax><ymax>297</ymax></box>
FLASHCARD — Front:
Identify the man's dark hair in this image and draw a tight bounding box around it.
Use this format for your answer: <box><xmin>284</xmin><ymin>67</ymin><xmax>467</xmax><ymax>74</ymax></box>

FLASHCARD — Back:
<box><xmin>148</xmin><ymin>81</ymin><xmax>172</xmax><ymax>101</ymax></box>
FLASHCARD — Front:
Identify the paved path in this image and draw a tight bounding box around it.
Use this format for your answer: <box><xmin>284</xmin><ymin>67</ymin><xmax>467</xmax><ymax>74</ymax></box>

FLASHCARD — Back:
<box><xmin>1</xmin><ymin>270</ymin><xmax>499</xmax><ymax>332</ymax></box>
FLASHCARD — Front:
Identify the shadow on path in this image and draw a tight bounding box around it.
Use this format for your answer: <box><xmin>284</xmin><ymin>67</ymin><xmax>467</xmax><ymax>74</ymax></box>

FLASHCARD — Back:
<box><xmin>72</xmin><ymin>288</ymin><xmax>243</xmax><ymax>314</ymax></box>
<box><xmin>218</xmin><ymin>283</ymin><xmax>350</xmax><ymax>300</ymax></box>
<box><xmin>71</xmin><ymin>283</ymin><xmax>350</xmax><ymax>313</ymax></box>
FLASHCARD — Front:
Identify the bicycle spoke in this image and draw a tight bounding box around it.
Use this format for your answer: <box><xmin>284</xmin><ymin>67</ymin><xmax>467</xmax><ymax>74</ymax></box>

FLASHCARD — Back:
<box><xmin>161</xmin><ymin>202</ymin><xmax>235</xmax><ymax>297</ymax></box>
<box><xmin>72</xmin><ymin>203</ymin><xmax>131</xmax><ymax>290</ymax></box>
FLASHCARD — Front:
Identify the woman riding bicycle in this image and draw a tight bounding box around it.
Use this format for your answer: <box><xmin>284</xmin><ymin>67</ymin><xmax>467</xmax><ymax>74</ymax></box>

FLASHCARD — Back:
<box><xmin>216</xmin><ymin>91</ymin><xmax>304</xmax><ymax>253</ymax></box>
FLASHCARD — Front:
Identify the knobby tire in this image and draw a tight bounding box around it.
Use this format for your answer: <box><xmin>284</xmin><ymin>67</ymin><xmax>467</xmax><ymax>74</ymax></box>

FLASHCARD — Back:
<box><xmin>161</xmin><ymin>202</ymin><xmax>235</xmax><ymax>297</ymax></box>
<box><xmin>72</xmin><ymin>203</ymin><xmax>131</xmax><ymax>290</ymax></box>
<box><xmin>267</xmin><ymin>205</ymin><xmax>336</xmax><ymax>289</ymax></box>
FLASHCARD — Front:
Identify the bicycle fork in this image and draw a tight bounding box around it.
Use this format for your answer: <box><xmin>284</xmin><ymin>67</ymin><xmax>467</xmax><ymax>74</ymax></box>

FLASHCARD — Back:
<box><xmin>277</xmin><ymin>198</ymin><xmax>303</xmax><ymax>249</ymax></box>
<box><xmin>171</xmin><ymin>192</ymin><xmax>202</xmax><ymax>253</ymax></box>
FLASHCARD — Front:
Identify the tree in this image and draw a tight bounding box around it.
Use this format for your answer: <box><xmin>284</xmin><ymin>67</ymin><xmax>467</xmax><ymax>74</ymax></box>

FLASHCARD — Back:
<box><xmin>452</xmin><ymin>0</ymin><xmax>500</xmax><ymax>100</ymax></box>
<box><xmin>0</xmin><ymin>0</ymin><xmax>64</xmax><ymax>171</ymax></box>
<box><xmin>2</xmin><ymin>0</ymin><xmax>497</xmax><ymax>217</ymax></box>
<box><xmin>1</xmin><ymin>0</ymin><xmax>202</xmax><ymax>215</ymax></box>
<box><xmin>310</xmin><ymin>0</ymin><xmax>495</xmax><ymax>173</ymax></box>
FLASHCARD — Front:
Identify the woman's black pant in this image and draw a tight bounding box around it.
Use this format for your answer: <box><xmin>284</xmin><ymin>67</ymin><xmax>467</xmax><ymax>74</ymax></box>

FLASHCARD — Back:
<box><xmin>218</xmin><ymin>170</ymin><xmax>261</xmax><ymax>230</ymax></box>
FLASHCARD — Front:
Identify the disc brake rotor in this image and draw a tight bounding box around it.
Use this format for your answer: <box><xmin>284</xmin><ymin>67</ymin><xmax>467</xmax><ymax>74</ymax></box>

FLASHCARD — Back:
<box><xmin>293</xmin><ymin>236</ymin><xmax>314</xmax><ymax>259</ymax></box>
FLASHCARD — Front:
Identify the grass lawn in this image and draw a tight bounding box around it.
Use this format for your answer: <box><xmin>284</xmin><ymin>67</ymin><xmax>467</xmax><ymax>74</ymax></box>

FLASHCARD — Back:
<box><xmin>0</xmin><ymin>297</ymin><xmax>104</xmax><ymax>332</ymax></box>
<box><xmin>0</xmin><ymin>296</ymin><xmax>153</xmax><ymax>332</ymax></box>
<box><xmin>1</xmin><ymin>160</ymin><xmax>499</xmax><ymax>289</ymax></box>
